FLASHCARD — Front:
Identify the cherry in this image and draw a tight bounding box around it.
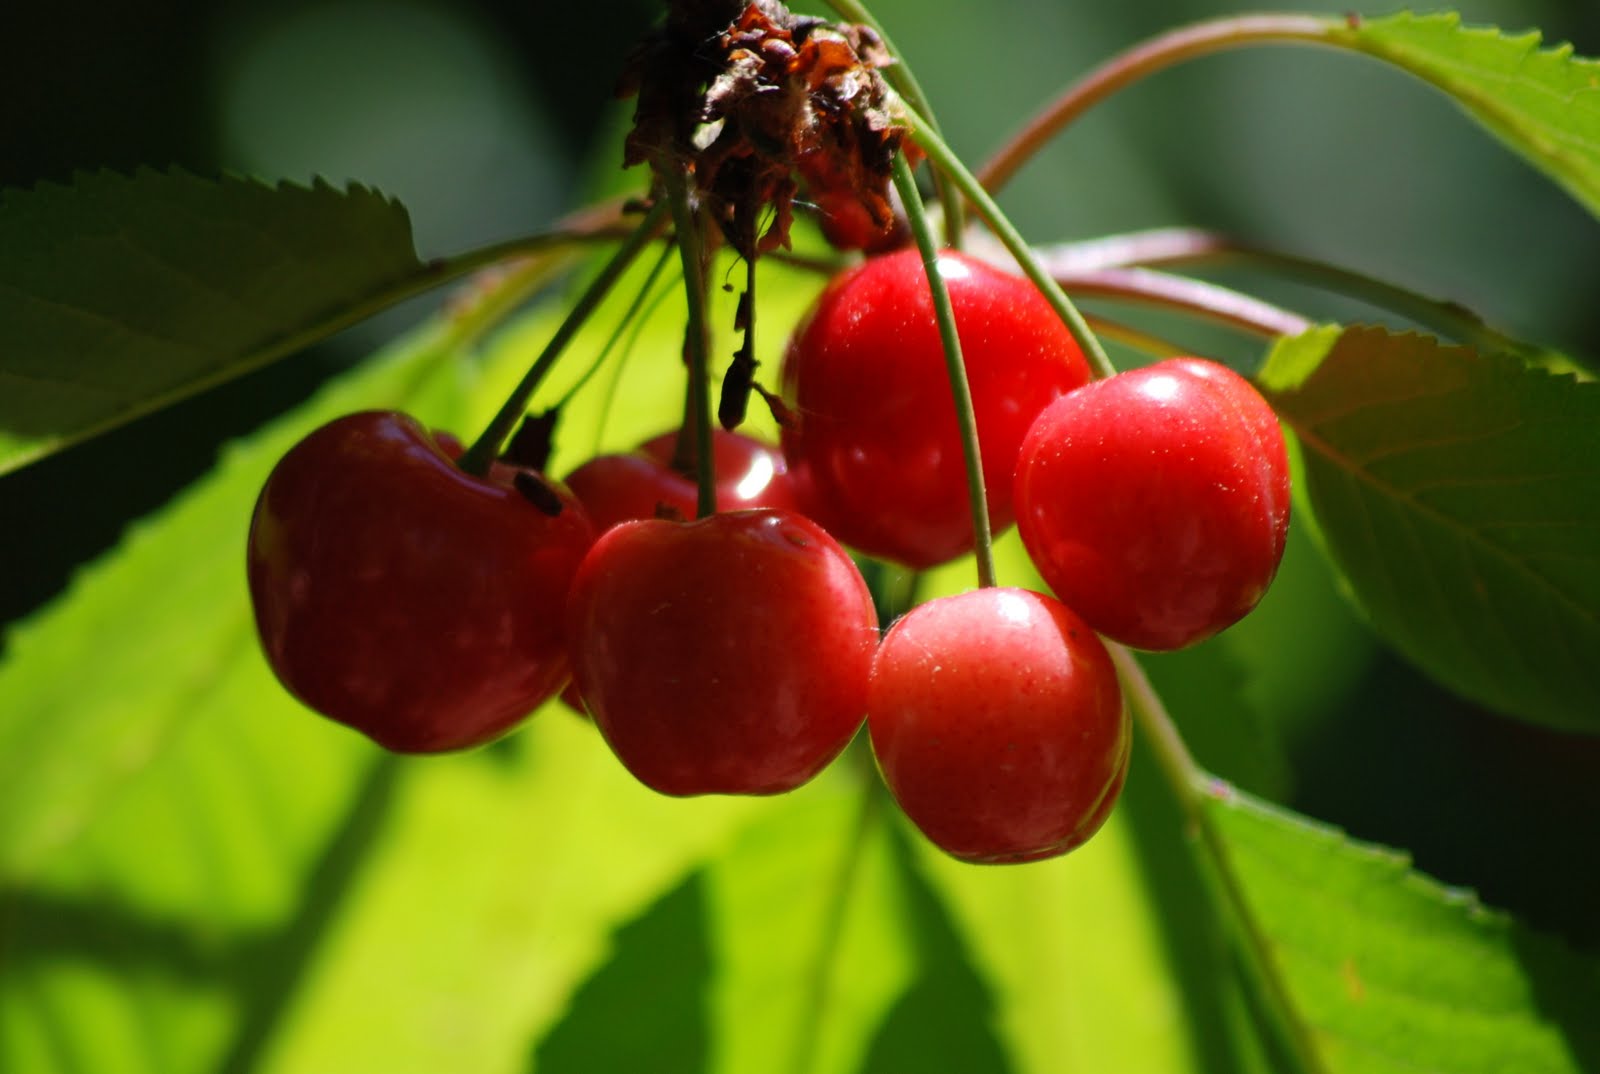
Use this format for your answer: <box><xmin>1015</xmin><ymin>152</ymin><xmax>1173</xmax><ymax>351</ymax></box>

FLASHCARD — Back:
<box><xmin>1014</xmin><ymin>357</ymin><xmax>1290</xmax><ymax>651</ymax></box>
<box><xmin>563</xmin><ymin>427</ymin><xmax>796</xmax><ymax>532</ymax></box>
<box><xmin>780</xmin><ymin>248</ymin><xmax>1090</xmax><ymax>568</ymax></box>
<box><xmin>247</xmin><ymin>410</ymin><xmax>595</xmax><ymax>752</ymax></box>
<box><xmin>565</xmin><ymin>509</ymin><xmax>878</xmax><ymax>796</ymax></box>
<box><xmin>868</xmin><ymin>587</ymin><xmax>1129</xmax><ymax>864</ymax></box>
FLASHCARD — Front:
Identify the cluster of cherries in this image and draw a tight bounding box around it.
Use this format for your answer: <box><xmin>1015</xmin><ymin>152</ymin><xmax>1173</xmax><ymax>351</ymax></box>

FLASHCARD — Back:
<box><xmin>247</xmin><ymin>248</ymin><xmax>1289</xmax><ymax>864</ymax></box>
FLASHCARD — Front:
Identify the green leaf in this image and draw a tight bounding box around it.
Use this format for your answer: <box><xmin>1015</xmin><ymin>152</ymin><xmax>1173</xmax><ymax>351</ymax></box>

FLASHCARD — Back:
<box><xmin>1202</xmin><ymin>785</ymin><xmax>1600</xmax><ymax>1073</ymax></box>
<box><xmin>0</xmin><ymin>318</ymin><xmax>472</xmax><ymax>885</ymax></box>
<box><xmin>0</xmin><ymin>301</ymin><xmax>492</xmax><ymax>1071</ymax></box>
<box><xmin>1258</xmin><ymin>325</ymin><xmax>1600</xmax><ymax>733</ymax></box>
<box><xmin>0</xmin><ymin>169</ymin><xmax>453</xmax><ymax>476</ymax></box>
<box><xmin>1328</xmin><ymin>12</ymin><xmax>1600</xmax><ymax>219</ymax></box>
<box><xmin>0</xmin><ymin>240</ymin><xmax>825</xmax><ymax>1074</ymax></box>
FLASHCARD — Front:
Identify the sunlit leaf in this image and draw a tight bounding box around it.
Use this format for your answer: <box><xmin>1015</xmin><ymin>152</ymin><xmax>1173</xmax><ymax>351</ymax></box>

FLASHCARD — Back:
<box><xmin>1259</xmin><ymin>325</ymin><xmax>1600</xmax><ymax>733</ymax></box>
<box><xmin>1203</xmin><ymin>785</ymin><xmax>1600</xmax><ymax>1073</ymax></box>
<box><xmin>0</xmin><ymin>169</ymin><xmax>456</xmax><ymax>475</ymax></box>
<box><xmin>0</xmin><ymin>307</ymin><xmax>492</xmax><ymax>1072</ymax></box>
<box><xmin>0</xmin><ymin>319</ymin><xmax>468</xmax><ymax>885</ymax></box>
<box><xmin>1329</xmin><ymin>12</ymin><xmax>1600</xmax><ymax>220</ymax></box>
<box><xmin>0</xmin><ymin>238</ymin><xmax>830</xmax><ymax>1074</ymax></box>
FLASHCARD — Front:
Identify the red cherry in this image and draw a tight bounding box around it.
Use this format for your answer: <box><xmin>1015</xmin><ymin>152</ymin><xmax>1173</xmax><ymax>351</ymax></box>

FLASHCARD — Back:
<box><xmin>1014</xmin><ymin>358</ymin><xmax>1291</xmax><ymax>651</ymax></box>
<box><xmin>566</xmin><ymin>509</ymin><xmax>878</xmax><ymax>796</ymax></box>
<box><xmin>780</xmin><ymin>248</ymin><xmax>1090</xmax><ymax>568</ymax></box>
<box><xmin>868</xmin><ymin>587</ymin><xmax>1129</xmax><ymax>864</ymax></box>
<box><xmin>564</xmin><ymin>427</ymin><xmax>797</xmax><ymax>532</ymax></box>
<box><xmin>247</xmin><ymin>410</ymin><xmax>596</xmax><ymax>752</ymax></box>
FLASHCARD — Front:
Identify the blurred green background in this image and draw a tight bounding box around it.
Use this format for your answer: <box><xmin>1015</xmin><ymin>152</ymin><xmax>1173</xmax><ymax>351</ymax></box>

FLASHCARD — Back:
<box><xmin>3</xmin><ymin>0</ymin><xmax>1600</xmax><ymax>1052</ymax></box>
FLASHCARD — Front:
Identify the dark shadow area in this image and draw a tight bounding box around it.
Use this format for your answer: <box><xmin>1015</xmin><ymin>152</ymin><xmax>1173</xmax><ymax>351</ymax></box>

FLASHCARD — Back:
<box><xmin>1513</xmin><ymin>922</ymin><xmax>1600</xmax><ymax>1073</ymax></box>
<box><xmin>1290</xmin><ymin>650</ymin><xmax>1600</xmax><ymax>951</ymax></box>
<box><xmin>855</xmin><ymin>822</ymin><xmax>1014</xmax><ymax>1074</ymax></box>
<box><xmin>531</xmin><ymin>870</ymin><xmax>711</xmax><ymax>1074</ymax></box>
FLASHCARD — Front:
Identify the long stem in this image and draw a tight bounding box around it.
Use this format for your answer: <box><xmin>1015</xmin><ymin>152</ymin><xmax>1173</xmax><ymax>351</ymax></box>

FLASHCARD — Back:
<box><xmin>892</xmin><ymin>151</ymin><xmax>996</xmax><ymax>589</ymax></box>
<box><xmin>458</xmin><ymin>200</ymin><xmax>670</xmax><ymax>475</ymax></box>
<box><xmin>1044</xmin><ymin>266</ymin><xmax>1312</xmax><ymax>339</ymax></box>
<box><xmin>1041</xmin><ymin>228</ymin><xmax>1552</xmax><ymax>358</ymax></box>
<box><xmin>821</xmin><ymin>0</ymin><xmax>965</xmax><ymax>247</ymax></box>
<box><xmin>661</xmin><ymin>166</ymin><xmax>717</xmax><ymax>519</ymax></box>
<box><xmin>905</xmin><ymin>108</ymin><xmax>1117</xmax><ymax>381</ymax></box>
<box><xmin>977</xmin><ymin>14</ymin><xmax>1333</xmax><ymax>194</ymax></box>
<box><xmin>1108</xmin><ymin>643</ymin><xmax>1325</xmax><ymax>1074</ymax></box>
<box><xmin>555</xmin><ymin>239</ymin><xmax>678</xmax><ymax>411</ymax></box>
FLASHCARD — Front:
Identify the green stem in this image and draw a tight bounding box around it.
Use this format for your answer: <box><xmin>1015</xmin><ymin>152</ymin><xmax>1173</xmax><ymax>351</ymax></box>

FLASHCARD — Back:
<box><xmin>821</xmin><ymin>0</ymin><xmax>965</xmax><ymax>247</ymax></box>
<box><xmin>555</xmin><ymin>238</ymin><xmax>678</xmax><ymax>411</ymax></box>
<box><xmin>591</xmin><ymin>259</ymin><xmax>683</xmax><ymax>454</ymax></box>
<box><xmin>906</xmin><ymin>108</ymin><xmax>1117</xmax><ymax>381</ymax></box>
<box><xmin>976</xmin><ymin>14</ymin><xmax>1334</xmax><ymax>194</ymax></box>
<box><xmin>661</xmin><ymin>166</ymin><xmax>717</xmax><ymax>519</ymax></box>
<box><xmin>892</xmin><ymin>151</ymin><xmax>996</xmax><ymax>589</ymax></box>
<box><xmin>1108</xmin><ymin>644</ymin><xmax>1325</xmax><ymax>1074</ymax></box>
<box><xmin>458</xmin><ymin>200</ymin><xmax>670</xmax><ymax>475</ymax></box>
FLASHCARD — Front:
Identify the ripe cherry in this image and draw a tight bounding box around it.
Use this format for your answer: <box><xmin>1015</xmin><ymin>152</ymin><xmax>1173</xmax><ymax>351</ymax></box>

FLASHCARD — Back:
<box><xmin>868</xmin><ymin>587</ymin><xmax>1129</xmax><ymax>864</ymax></box>
<box><xmin>563</xmin><ymin>427</ymin><xmax>796</xmax><ymax>532</ymax></box>
<box><xmin>780</xmin><ymin>248</ymin><xmax>1090</xmax><ymax>568</ymax></box>
<box><xmin>1014</xmin><ymin>358</ymin><xmax>1290</xmax><ymax>651</ymax></box>
<box><xmin>566</xmin><ymin>509</ymin><xmax>878</xmax><ymax>796</ymax></box>
<box><xmin>247</xmin><ymin>410</ymin><xmax>595</xmax><ymax>752</ymax></box>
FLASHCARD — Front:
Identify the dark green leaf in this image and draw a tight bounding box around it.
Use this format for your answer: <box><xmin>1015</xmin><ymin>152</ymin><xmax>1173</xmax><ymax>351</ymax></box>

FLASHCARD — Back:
<box><xmin>1330</xmin><ymin>12</ymin><xmax>1600</xmax><ymax>219</ymax></box>
<box><xmin>1259</xmin><ymin>326</ymin><xmax>1600</xmax><ymax>733</ymax></box>
<box><xmin>1203</xmin><ymin>785</ymin><xmax>1600</xmax><ymax>1073</ymax></box>
<box><xmin>0</xmin><ymin>169</ymin><xmax>450</xmax><ymax>475</ymax></box>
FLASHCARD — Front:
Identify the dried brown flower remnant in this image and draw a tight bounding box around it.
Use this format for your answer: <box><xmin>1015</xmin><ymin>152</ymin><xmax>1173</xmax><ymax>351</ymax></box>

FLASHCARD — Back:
<box><xmin>620</xmin><ymin>0</ymin><xmax>910</xmax><ymax>255</ymax></box>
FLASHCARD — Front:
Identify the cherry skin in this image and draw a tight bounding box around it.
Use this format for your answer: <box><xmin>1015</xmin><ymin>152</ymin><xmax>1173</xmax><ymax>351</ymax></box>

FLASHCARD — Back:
<box><xmin>868</xmin><ymin>587</ymin><xmax>1129</xmax><ymax>864</ymax></box>
<box><xmin>1014</xmin><ymin>357</ymin><xmax>1291</xmax><ymax>651</ymax></box>
<box><xmin>563</xmin><ymin>427</ymin><xmax>796</xmax><ymax>532</ymax></box>
<box><xmin>247</xmin><ymin>410</ymin><xmax>596</xmax><ymax>752</ymax></box>
<box><xmin>565</xmin><ymin>509</ymin><xmax>878</xmax><ymax>796</ymax></box>
<box><xmin>780</xmin><ymin>248</ymin><xmax>1090</xmax><ymax>568</ymax></box>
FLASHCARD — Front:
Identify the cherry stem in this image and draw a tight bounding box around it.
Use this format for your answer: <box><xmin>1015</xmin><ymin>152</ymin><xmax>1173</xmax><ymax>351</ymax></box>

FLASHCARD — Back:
<box><xmin>821</xmin><ymin>0</ymin><xmax>965</xmax><ymax>247</ymax></box>
<box><xmin>1107</xmin><ymin>642</ymin><xmax>1324</xmax><ymax>1074</ymax></box>
<box><xmin>1042</xmin><ymin>227</ymin><xmax>1554</xmax><ymax>359</ymax></box>
<box><xmin>555</xmin><ymin>238</ymin><xmax>679</xmax><ymax>411</ymax></box>
<box><xmin>904</xmin><ymin>106</ymin><xmax>1117</xmax><ymax>382</ymax></box>
<box><xmin>891</xmin><ymin>151</ymin><xmax>997</xmax><ymax>590</ymax></box>
<box><xmin>661</xmin><ymin>165</ymin><xmax>717</xmax><ymax>519</ymax></box>
<box><xmin>1081</xmin><ymin>312</ymin><xmax>1194</xmax><ymax>360</ymax></box>
<box><xmin>458</xmin><ymin>199</ymin><xmax>671</xmax><ymax>475</ymax></box>
<box><xmin>976</xmin><ymin>14</ymin><xmax>1334</xmax><ymax>194</ymax></box>
<box><xmin>1043</xmin><ymin>265</ymin><xmax>1312</xmax><ymax>339</ymax></box>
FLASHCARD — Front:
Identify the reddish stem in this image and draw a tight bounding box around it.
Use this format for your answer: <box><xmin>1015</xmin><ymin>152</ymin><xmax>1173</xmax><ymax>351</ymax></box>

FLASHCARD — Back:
<box><xmin>977</xmin><ymin>14</ymin><xmax>1332</xmax><ymax>194</ymax></box>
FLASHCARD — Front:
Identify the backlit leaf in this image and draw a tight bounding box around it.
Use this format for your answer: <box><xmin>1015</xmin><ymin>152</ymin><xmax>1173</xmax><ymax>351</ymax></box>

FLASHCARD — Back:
<box><xmin>1259</xmin><ymin>326</ymin><xmax>1600</xmax><ymax>732</ymax></box>
<box><xmin>1203</xmin><ymin>785</ymin><xmax>1600</xmax><ymax>1073</ymax></box>
<box><xmin>1328</xmin><ymin>12</ymin><xmax>1600</xmax><ymax>220</ymax></box>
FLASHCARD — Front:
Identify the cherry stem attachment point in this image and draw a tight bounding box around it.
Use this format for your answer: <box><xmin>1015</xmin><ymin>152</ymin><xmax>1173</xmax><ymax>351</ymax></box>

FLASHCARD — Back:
<box><xmin>661</xmin><ymin>165</ymin><xmax>717</xmax><ymax>520</ymax></box>
<box><xmin>903</xmin><ymin>107</ymin><xmax>1117</xmax><ymax>382</ymax></box>
<box><xmin>458</xmin><ymin>199</ymin><xmax>670</xmax><ymax>476</ymax></box>
<box><xmin>821</xmin><ymin>0</ymin><xmax>965</xmax><ymax>248</ymax></box>
<box><xmin>891</xmin><ymin>150</ymin><xmax>996</xmax><ymax>590</ymax></box>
